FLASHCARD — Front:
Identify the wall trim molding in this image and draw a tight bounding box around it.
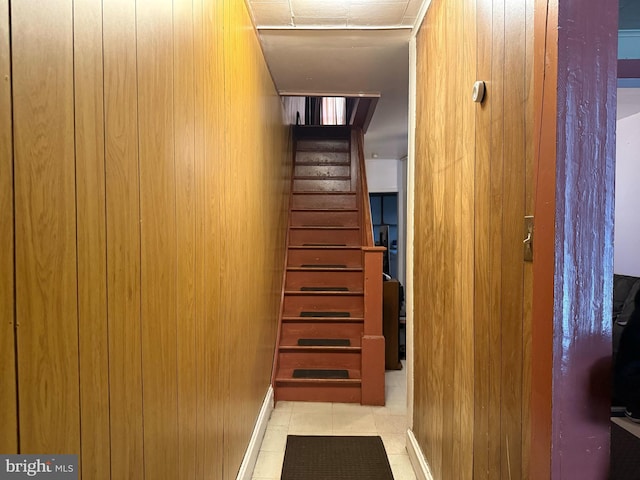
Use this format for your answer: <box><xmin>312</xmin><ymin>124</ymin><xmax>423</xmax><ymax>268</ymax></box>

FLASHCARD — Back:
<box><xmin>412</xmin><ymin>0</ymin><xmax>432</xmax><ymax>35</ymax></box>
<box><xmin>236</xmin><ymin>386</ymin><xmax>274</xmax><ymax>480</ymax></box>
<box><xmin>406</xmin><ymin>429</ymin><xmax>434</xmax><ymax>480</ymax></box>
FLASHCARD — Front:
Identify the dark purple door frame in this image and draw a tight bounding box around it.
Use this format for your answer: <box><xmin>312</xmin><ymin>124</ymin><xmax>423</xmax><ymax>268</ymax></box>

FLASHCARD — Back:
<box><xmin>619</xmin><ymin>59</ymin><xmax>640</xmax><ymax>78</ymax></box>
<box><xmin>532</xmin><ymin>0</ymin><xmax>617</xmax><ymax>478</ymax></box>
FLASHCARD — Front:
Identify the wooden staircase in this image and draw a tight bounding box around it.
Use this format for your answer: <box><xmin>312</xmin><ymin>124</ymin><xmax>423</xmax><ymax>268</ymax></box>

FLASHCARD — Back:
<box><xmin>272</xmin><ymin>126</ymin><xmax>386</xmax><ymax>405</ymax></box>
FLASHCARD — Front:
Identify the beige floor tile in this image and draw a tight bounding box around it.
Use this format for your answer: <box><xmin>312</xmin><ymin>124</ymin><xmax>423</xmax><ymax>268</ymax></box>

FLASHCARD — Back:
<box><xmin>388</xmin><ymin>453</ymin><xmax>417</xmax><ymax>480</ymax></box>
<box><xmin>252</xmin><ymin>360</ymin><xmax>410</xmax><ymax>478</ymax></box>
<box><xmin>386</xmin><ymin>371</ymin><xmax>407</xmax><ymax>387</ymax></box>
<box><xmin>332</xmin><ymin>412</ymin><xmax>378</xmax><ymax>434</ymax></box>
<box><xmin>291</xmin><ymin>401</ymin><xmax>333</xmax><ymax>414</ymax></box>
<box><xmin>273</xmin><ymin>400</ymin><xmax>295</xmax><ymax>412</ymax></box>
<box><xmin>332</xmin><ymin>402</ymin><xmax>372</xmax><ymax>415</ymax></box>
<box><xmin>252</xmin><ymin>450</ymin><xmax>285</xmax><ymax>478</ymax></box>
<box><xmin>374</xmin><ymin>414</ymin><xmax>408</xmax><ymax>434</ymax></box>
<box><xmin>260</xmin><ymin>425</ymin><xmax>288</xmax><ymax>453</ymax></box>
<box><xmin>331</xmin><ymin>432</ymin><xmax>379</xmax><ymax>437</ymax></box>
<box><xmin>372</xmin><ymin>400</ymin><xmax>407</xmax><ymax>417</ymax></box>
<box><xmin>380</xmin><ymin>433</ymin><xmax>407</xmax><ymax>455</ymax></box>
<box><xmin>288</xmin><ymin>412</ymin><xmax>333</xmax><ymax>435</ymax></box>
<box><xmin>268</xmin><ymin>409</ymin><xmax>292</xmax><ymax>427</ymax></box>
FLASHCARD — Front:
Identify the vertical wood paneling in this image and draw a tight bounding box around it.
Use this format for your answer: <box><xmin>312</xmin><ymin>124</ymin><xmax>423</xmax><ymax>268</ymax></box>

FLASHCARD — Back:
<box><xmin>202</xmin><ymin>0</ymin><xmax>225</xmax><ymax>477</ymax></box>
<box><xmin>474</xmin><ymin>0</ymin><xmax>493</xmax><ymax>477</ymax></box>
<box><xmin>192</xmin><ymin>1</ymin><xmax>209</xmax><ymax>477</ymax></box>
<box><xmin>0</xmin><ymin>0</ymin><xmax>17</xmax><ymax>454</ymax></box>
<box><xmin>222</xmin><ymin>2</ymin><xmax>290</xmax><ymax>476</ymax></box>
<box><xmin>136</xmin><ymin>1</ymin><xmax>179</xmax><ymax>478</ymax></box>
<box><xmin>103</xmin><ymin>0</ymin><xmax>144</xmax><ymax>476</ymax></box>
<box><xmin>7</xmin><ymin>0</ymin><xmax>290</xmax><ymax>477</ymax></box>
<box><xmin>174</xmin><ymin>0</ymin><xmax>198</xmax><ymax>478</ymax></box>
<box><xmin>459</xmin><ymin>0</ymin><xmax>477</xmax><ymax>477</ymax></box>
<box><xmin>73</xmin><ymin>0</ymin><xmax>110</xmax><ymax>477</ymax></box>
<box><xmin>414</xmin><ymin>0</ymin><xmax>533</xmax><ymax>478</ymax></box>
<box><xmin>223</xmin><ymin>2</ymin><xmax>244</xmax><ymax>471</ymax></box>
<box><xmin>414</xmin><ymin>0</ymin><xmax>477</xmax><ymax>476</ymax></box>
<box><xmin>11</xmin><ymin>0</ymin><xmax>80</xmax><ymax>454</ymax></box>
<box><xmin>488</xmin><ymin>0</ymin><xmax>505</xmax><ymax>476</ymax></box>
<box><xmin>521</xmin><ymin>1</ymin><xmax>535</xmax><ymax>477</ymax></box>
<box><xmin>502</xmin><ymin>1</ymin><xmax>526</xmax><ymax>477</ymax></box>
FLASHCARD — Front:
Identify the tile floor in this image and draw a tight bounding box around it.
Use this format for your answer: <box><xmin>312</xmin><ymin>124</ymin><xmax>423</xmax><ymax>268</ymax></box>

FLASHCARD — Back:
<box><xmin>251</xmin><ymin>364</ymin><xmax>416</xmax><ymax>479</ymax></box>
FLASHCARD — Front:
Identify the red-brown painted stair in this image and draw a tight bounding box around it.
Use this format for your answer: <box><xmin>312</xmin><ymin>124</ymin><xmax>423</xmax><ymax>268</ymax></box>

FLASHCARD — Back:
<box><xmin>273</xmin><ymin>126</ymin><xmax>375</xmax><ymax>404</ymax></box>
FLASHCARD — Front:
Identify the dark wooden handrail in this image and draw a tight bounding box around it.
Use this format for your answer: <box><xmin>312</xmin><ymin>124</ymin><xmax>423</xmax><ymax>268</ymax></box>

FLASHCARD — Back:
<box><xmin>354</xmin><ymin>129</ymin><xmax>375</xmax><ymax>247</ymax></box>
<box><xmin>347</xmin><ymin>96</ymin><xmax>379</xmax><ymax>133</ymax></box>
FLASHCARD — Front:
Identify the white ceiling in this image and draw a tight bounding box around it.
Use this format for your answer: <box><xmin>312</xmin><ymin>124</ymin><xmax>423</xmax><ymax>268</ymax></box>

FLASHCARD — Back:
<box><xmin>248</xmin><ymin>0</ymin><xmax>423</xmax><ymax>28</ymax></box>
<box><xmin>248</xmin><ymin>1</ymin><xmax>424</xmax><ymax>160</ymax></box>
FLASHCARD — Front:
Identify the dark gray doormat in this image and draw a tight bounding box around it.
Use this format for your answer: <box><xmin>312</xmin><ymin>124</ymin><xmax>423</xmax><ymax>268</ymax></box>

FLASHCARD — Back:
<box><xmin>281</xmin><ymin>435</ymin><xmax>394</xmax><ymax>480</ymax></box>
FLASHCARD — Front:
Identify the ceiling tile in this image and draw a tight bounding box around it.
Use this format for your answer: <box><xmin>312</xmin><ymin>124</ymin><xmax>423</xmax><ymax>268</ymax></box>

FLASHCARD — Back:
<box><xmin>404</xmin><ymin>0</ymin><xmax>423</xmax><ymax>17</ymax></box>
<box><xmin>348</xmin><ymin>3</ymin><xmax>406</xmax><ymax>26</ymax></box>
<box><xmin>291</xmin><ymin>0</ymin><xmax>349</xmax><ymax>18</ymax></box>
<box><xmin>294</xmin><ymin>17</ymin><xmax>349</xmax><ymax>27</ymax></box>
<box><xmin>401</xmin><ymin>16</ymin><xmax>416</xmax><ymax>27</ymax></box>
<box><xmin>250</xmin><ymin>2</ymin><xmax>292</xmax><ymax>27</ymax></box>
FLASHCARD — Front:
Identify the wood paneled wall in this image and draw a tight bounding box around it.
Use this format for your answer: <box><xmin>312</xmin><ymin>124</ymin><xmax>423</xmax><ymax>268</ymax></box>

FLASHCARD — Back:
<box><xmin>0</xmin><ymin>0</ymin><xmax>17</xmax><ymax>455</ymax></box>
<box><xmin>413</xmin><ymin>0</ymin><xmax>533</xmax><ymax>479</ymax></box>
<box><xmin>1</xmin><ymin>1</ymin><xmax>291</xmax><ymax>479</ymax></box>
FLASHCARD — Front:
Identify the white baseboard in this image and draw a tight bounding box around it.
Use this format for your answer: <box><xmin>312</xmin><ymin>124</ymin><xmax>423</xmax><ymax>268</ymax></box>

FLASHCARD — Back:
<box><xmin>406</xmin><ymin>429</ymin><xmax>434</xmax><ymax>480</ymax></box>
<box><xmin>236</xmin><ymin>385</ymin><xmax>274</xmax><ymax>480</ymax></box>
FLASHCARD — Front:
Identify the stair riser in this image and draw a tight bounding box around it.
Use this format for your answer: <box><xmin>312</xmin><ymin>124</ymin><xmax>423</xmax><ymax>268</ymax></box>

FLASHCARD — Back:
<box><xmin>280</xmin><ymin>323</ymin><xmax>363</xmax><ymax>347</ymax></box>
<box><xmin>292</xmin><ymin>193</ymin><xmax>356</xmax><ymax>210</ymax></box>
<box><xmin>275</xmin><ymin>384</ymin><xmax>361</xmax><ymax>404</ymax></box>
<box><xmin>278</xmin><ymin>351</ymin><xmax>361</xmax><ymax>371</ymax></box>
<box><xmin>288</xmin><ymin>248</ymin><xmax>362</xmax><ymax>267</ymax></box>
<box><xmin>294</xmin><ymin>165</ymin><xmax>350</xmax><ymax>177</ymax></box>
<box><xmin>296</xmin><ymin>140</ymin><xmax>349</xmax><ymax>153</ymax></box>
<box><xmin>290</xmin><ymin>211</ymin><xmax>358</xmax><ymax>227</ymax></box>
<box><xmin>285</xmin><ymin>270</ymin><xmax>363</xmax><ymax>291</ymax></box>
<box><xmin>283</xmin><ymin>295</ymin><xmax>363</xmax><ymax>317</ymax></box>
<box><xmin>289</xmin><ymin>228</ymin><xmax>360</xmax><ymax>246</ymax></box>
<box><xmin>293</xmin><ymin>179</ymin><xmax>351</xmax><ymax>192</ymax></box>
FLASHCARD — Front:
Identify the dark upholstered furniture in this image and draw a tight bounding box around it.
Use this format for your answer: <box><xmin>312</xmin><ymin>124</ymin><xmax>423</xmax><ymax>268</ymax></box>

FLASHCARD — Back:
<box><xmin>613</xmin><ymin>274</ymin><xmax>640</xmax><ymax>371</ymax></box>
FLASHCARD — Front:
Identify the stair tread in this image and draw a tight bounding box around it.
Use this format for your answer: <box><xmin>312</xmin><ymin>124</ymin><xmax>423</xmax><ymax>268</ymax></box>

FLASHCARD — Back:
<box><xmin>283</xmin><ymin>316</ymin><xmax>364</xmax><ymax>323</ymax></box>
<box><xmin>297</xmin><ymin>338</ymin><xmax>351</xmax><ymax>346</ymax></box>
<box><xmin>299</xmin><ymin>286</ymin><xmax>350</xmax><ymax>292</ymax></box>
<box><xmin>276</xmin><ymin>366</ymin><xmax>361</xmax><ymax>383</ymax></box>
<box><xmin>297</xmin><ymin>224</ymin><xmax>349</xmax><ymax>227</ymax></box>
<box><xmin>299</xmin><ymin>264</ymin><xmax>347</xmax><ymax>268</ymax></box>
<box><xmin>291</xmin><ymin>208</ymin><xmax>358</xmax><ymax>212</ymax></box>
<box><xmin>292</xmin><ymin>191</ymin><xmax>356</xmax><ymax>195</ymax></box>
<box><xmin>300</xmin><ymin>243</ymin><xmax>348</xmax><ymax>247</ymax></box>
<box><xmin>289</xmin><ymin>245</ymin><xmax>360</xmax><ymax>250</ymax></box>
<box><xmin>293</xmin><ymin>369</ymin><xmax>349</xmax><ymax>379</ymax></box>
<box><xmin>287</xmin><ymin>266</ymin><xmax>362</xmax><ymax>271</ymax></box>
<box><xmin>294</xmin><ymin>161</ymin><xmax>350</xmax><ymax>166</ymax></box>
<box><xmin>295</xmin><ymin>146</ymin><xmax>350</xmax><ymax>152</ymax></box>
<box><xmin>279</xmin><ymin>345</ymin><xmax>361</xmax><ymax>352</ymax></box>
<box><xmin>285</xmin><ymin>291</ymin><xmax>363</xmax><ymax>297</ymax></box>
<box><xmin>290</xmin><ymin>226</ymin><xmax>359</xmax><ymax>230</ymax></box>
<box><xmin>291</xmin><ymin>191</ymin><xmax>358</xmax><ymax>195</ymax></box>
<box><xmin>275</xmin><ymin>377</ymin><xmax>361</xmax><ymax>384</ymax></box>
<box><xmin>294</xmin><ymin>175</ymin><xmax>351</xmax><ymax>180</ymax></box>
